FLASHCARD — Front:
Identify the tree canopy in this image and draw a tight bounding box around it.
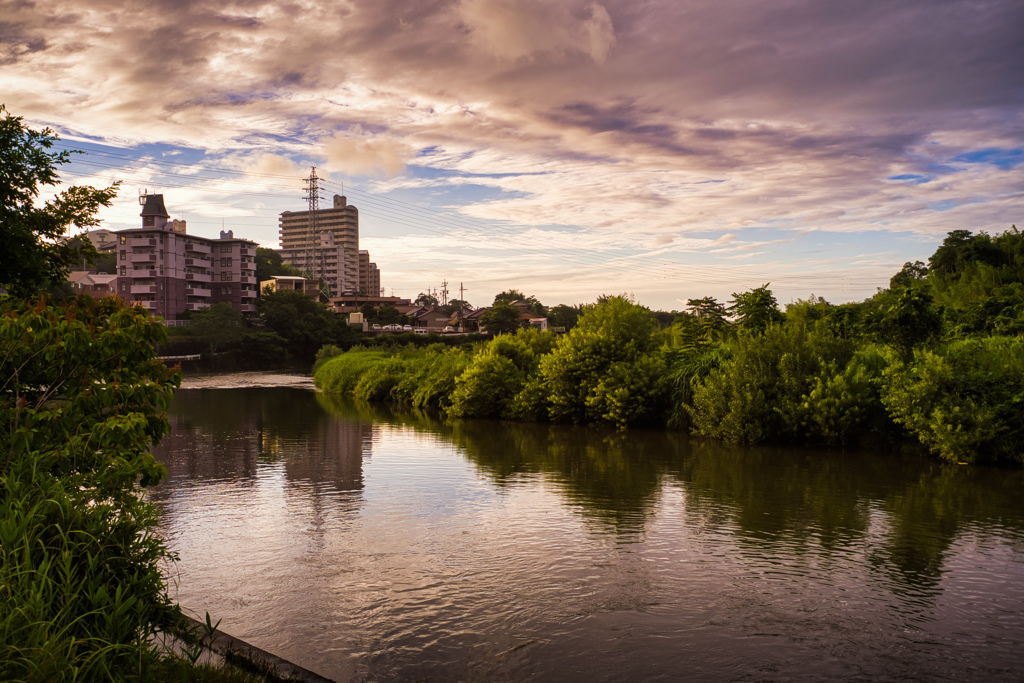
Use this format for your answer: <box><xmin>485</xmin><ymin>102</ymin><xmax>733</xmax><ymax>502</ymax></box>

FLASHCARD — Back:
<box><xmin>0</xmin><ymin>105</ymin><xmax>118</xmax><ymax>297</ymax></box>
<box><xmin>415</xmin><ymin>292</ymin><xmax>439</xmax><ymax>307</ymax></box>
<box><xmin>480</xmin><ymin>300</ymin><xmax>523</xmax><ymax>334</ymax></box>
<box><xmin>255</xmin><ymin>247</ymin><xmax>300</xmax><ymax>284</ymax></box>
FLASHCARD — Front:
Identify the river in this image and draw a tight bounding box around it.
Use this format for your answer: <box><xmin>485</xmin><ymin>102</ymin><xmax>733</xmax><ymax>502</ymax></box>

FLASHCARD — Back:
<box><xmin>150</xmin><ymin>379</ymin><xmax>1024</xmax><ymax>682</ymax></box>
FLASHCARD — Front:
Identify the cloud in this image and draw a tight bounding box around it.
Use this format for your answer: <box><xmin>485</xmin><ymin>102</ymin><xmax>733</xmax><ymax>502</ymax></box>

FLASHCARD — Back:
<box><xmin>322</xmin><ymin>130</ymin><xmax>410</xmax><ymax>178</ymax></box>
<box><xmin>3</xmin><ymin>0</ymin><xmax>1022</xmax><ymax>307</ymax></box>
<box><xmin>458</xmin><ymin>0</ymin><xmax>615</xmax><ymax>64</ymax></box>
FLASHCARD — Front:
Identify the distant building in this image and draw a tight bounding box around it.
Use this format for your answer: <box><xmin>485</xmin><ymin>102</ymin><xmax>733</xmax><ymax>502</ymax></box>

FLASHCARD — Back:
<box><xmin>69</xmin><ymin>271</ymin><xmax>118</xmax><ymax>296</ymax></box>
<box><xmin>259</xmin><ymin>275</ymin><xmax>320</xmax><ymax>298</ymax></box>
<box><xmin>81</xmin><ymin>228</ymin><xmax>118</xmax><ymax>254</ymax></box>
<box><xmin>328</xmin><ymin>294</ymin><xmax>413</xmax><ymax>315</ymax></box>
<box><xmin>279</xmin><ymin>195</ymin><xmax>359</xmax><ymax>297</ymax></box>
<box><xmin>358</xmin><ymin>250</ymin><xmax>381</xmax><ymax>296</ymax></box>
<box><xmin>113</xmin><ymin>194</ymin><xmax>258</xmax><ymax>321</ymax></box>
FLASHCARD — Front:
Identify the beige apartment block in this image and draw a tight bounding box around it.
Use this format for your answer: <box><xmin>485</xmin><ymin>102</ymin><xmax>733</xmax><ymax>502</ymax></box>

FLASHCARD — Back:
<box><xmin>278</xmin><ymin>195</ymin><xmax>359</xmax><ymax>297</ymax></box>
<box><xmin>358</xmin><ymin>250</ymin><xmax>381</xmax><ymax>296</ymax></box>
<box><xmin>114</xmin><ymin>194</ymin><xmax>258</xmax><ymax>321</ymax></box>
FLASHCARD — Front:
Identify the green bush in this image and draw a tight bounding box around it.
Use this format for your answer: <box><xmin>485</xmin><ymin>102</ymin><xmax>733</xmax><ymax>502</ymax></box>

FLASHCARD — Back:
<box><xmin>881</xmin><ymin>337</ymin><xmax>1024</xmax><ymax>463</ymax></box>
<box><xmin>540</xmin><ymin>296</ymin><xmax>663</xmax><ymax>427</ymax></box>
<box><xmin>449</xmin><ymin>355</ymin><xmax>524</xmax><ymax>418</ymax></box>
<box><xmin>314</xmin><ymin>350</ymin><xmax>394</xmax><ymax>394</ymax></box>
<box><xmin>688</xmin><ymin>324</ymin><xmax>858</xmax><ymax>444</ymax></box>
<box><xmin>353</xmin><ymin>357</ymin><xmax>411</xmax><ymax>402</ymax></box>
<box><xmin>312</xmin><ymin>344</ymin><xmax>346</xmax><ymax>374</ymax></box>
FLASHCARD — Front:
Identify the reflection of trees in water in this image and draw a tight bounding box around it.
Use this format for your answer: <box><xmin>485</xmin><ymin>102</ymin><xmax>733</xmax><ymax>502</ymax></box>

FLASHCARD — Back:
<box><xmin>317</xmin><ymin>393</ymin><xmax>671</xmax><ymax>534</ymax></box>
<box><xmin>152</xmin><ymin>388</ymin><xmax>369</xmax><ymax>497</ymax></box>
<box><xmin>673</xmin><ymin>439</ymin><xmax>1024</xmax><ymax>594</ymax></box>
<box><xmin>238</xmin><ymin>391</ymin><xmax>1024</xmax><ymax>594</ymax></box>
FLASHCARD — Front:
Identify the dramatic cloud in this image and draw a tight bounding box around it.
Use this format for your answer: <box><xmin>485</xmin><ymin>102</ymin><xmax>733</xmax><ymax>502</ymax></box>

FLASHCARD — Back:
<box><xmin>2</xmin><ymin>0</ymin><xmax>1021</xmax><ymax>306</ymax></box>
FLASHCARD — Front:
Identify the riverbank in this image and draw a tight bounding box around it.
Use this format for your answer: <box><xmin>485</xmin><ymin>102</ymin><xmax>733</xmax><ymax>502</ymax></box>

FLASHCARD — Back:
<box><xmin>179</xmin><ymin>372</ymin><xmax>315</xmax><ymax>390</ymax></box>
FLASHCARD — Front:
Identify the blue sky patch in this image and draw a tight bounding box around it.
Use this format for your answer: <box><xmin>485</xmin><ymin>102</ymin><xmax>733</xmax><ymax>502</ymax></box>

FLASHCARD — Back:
<box><xmin>952</xmin><ymin>148</ymin><xmax>1023</xmax><ymax>170</ymax></box>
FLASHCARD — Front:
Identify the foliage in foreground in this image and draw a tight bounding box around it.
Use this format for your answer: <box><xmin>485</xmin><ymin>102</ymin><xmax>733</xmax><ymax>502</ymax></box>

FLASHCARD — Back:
<box><xmin>0</xmin><ymin>295</ymin><xmax>181</xmax><ymax>681</ymax></box>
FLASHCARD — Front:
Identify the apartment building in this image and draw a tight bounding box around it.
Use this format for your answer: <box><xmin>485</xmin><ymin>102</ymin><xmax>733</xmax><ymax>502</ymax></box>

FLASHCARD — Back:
<box><xmin>114</xmin><ymin>194</ymin><xmax>259</xmax><ymax>321</ymax></box>
<box><xmin>278</xmin><ymin>195</ymin><xmax>359</xmax><ymax>296</ymax></box>
<box><xmin>358</xmin><ymin>250</ymin><xmax>381</xmax><ymax>296</ymax></box>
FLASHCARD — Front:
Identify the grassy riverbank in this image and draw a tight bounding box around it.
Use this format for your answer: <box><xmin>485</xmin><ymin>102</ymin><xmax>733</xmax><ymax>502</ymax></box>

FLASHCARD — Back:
<box><xmin>317</xmin><ymin>228</ymin><xmax>1024</xmax><ymax>466</ymax></box>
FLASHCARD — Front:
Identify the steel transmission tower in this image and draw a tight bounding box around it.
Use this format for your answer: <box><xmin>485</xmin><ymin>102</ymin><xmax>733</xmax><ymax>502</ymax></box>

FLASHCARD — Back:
<box><xmin>302</xmin><ymin>167</ymin><xmax>331</xmax><ymax>299</ymax></box>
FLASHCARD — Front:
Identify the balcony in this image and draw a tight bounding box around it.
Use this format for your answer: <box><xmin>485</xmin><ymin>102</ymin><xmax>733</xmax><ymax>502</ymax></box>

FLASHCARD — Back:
<box><xmin>131</xmin><ymin>284</ymin><xmax>156</xmax><ymax>295</ymax></box>
<box><xmin>240</xmin><ymin>275</ymin><xmax>256</xmax><ymax>284</ymax></box>
<box><xmin>186</xmin><ymin>287</ymin><xmax>212</xmax><ymax>298</ymax></box>
<box><xmin>185</xmin><ymin>257</ymin><xmax>211</xmax><ymax>267</ymax></box>
<box><xmin>185</xmin><ymin>272</ymin><xmax>212</xmax><ymax>283</ymax></box>
<box><xmin>239</xmin><ymin>304</ymin><xmax>257</xmax><ymax>313</ymax></box>
<box><xmin>128</xmin><ymin>237</ymin><xmax>156</xmax><ymax>247</ymax></box>
<box><xmin>185</xmin><ymin>242</ymin><xmax>211</xmax><ymax>254</ymax></box>
<box><xmin>136</xmin><ymin>301</ymin><xmax>158</xmax><ymax>310</ymax></box>
<box><xmin>130</xmin><ymin>252</ymin><xmax>156</xmax><ymax>263</ymax></box>
<box><xmin>239</xmin><ymin>247</ymin><xmax>253</xmax><ymax>257</ymax></box>
<box><xmin>132</xmin><ymin>268</ymin><xmax>157</xmax><ymax>277</ymax></box>
<box><xmin>187</xmin><ymin>302</ymin><xmax>210</xmax><ymax>311</ymax></box>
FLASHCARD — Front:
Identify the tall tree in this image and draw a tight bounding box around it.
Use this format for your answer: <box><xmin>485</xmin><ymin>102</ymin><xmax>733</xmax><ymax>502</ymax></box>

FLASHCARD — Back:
<box><xmin>415</xmin><ymin>292</ymin><xmax>439</xmax><ymax>307</ymax></box>
<box><xmin>480</xmin><ymin>300</ymin><xmax>523</xmax><ymax>334</ymax></box>
<box><xmin>258</xmin><ymin>289</ymin><xmax>356</xmax><ymax>364</ymax></box>
<box><xmin>0</xmin><ymin>105</ymin><xmax>118</xmax><ymax>296</ymax></box>
<box><xmin>493</xmin><ymin>289</ymin><xmax>544</xmax><ymax>315</ymax></box>
<box><xmin>255</xmin><ymin>247</ymin><xmax>300</xmax><ymax>283</ymax></box>
<box><xmin>189</xmin><ymin>302</ymin><xmax>245</xmax><ymax>356</ymax></box>
<box><xmin>729</xmin><ymin>284</ymin><xmax>784</xmax><ymax>333</ymax></box>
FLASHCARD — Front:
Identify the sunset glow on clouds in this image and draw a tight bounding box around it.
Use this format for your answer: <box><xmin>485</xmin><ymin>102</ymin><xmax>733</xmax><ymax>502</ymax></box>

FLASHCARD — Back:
<box><xmin>2</xmin><ymin>0</ymin><xmax>1021</xmax><ymax>308</ymax></box>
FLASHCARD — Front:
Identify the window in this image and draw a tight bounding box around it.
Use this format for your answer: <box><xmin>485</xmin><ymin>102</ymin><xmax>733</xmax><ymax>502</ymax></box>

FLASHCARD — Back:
<box><xmin>120</xmin><ymin>283</ymin><xmax>126</xmax><ymax>292</ymax></box>
<box><xmin>221</xmin><ymin>245</ymin><xmax>232</xmax><ymax>253</ymax></box>
<box><xmin>143</xmin><ymin>216</ymin><xmax>154</xmax><ymax>226</ymax></box>
<box><xmin>119</xmin><ymin>250</ymin><xmax>125</xmax><ymax>260</ymax></box>
<box><xmin>221</xmin><ymin>272</ymin><xmax>231</xmax><ymax>281</ymax></box>
<box><xmin>221</xmin><ymin>286</ymin><xmax>231</xmax><ymax>295</ymax></box>
<box><xmin>220</xmin><ymin>258</ymin><xmax>232</xmax><ymax>267</ymax></box>
<box><xmin>120</xmin><ymin>266</ymin><xmax>126</xmax><ymax>276</ymax></box>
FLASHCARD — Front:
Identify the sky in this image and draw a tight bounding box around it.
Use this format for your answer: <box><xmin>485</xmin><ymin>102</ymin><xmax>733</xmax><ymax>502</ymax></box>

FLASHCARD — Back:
<box><xmin>2</xmin><ymin>0</ymin><xmax>1022</xmax><ymax>310</ymax></box>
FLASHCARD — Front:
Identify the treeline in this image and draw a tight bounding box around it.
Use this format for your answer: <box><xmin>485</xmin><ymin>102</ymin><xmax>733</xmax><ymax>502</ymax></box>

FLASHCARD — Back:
<box><xmin>317</xmin><ymin>227</ymin><xmax>1024</xmax><ymax>465</ymax></box>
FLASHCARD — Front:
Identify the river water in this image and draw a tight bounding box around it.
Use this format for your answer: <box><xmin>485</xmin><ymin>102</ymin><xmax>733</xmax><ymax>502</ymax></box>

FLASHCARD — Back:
<box><xmin>150</xmin><ymin>380</ymin><xmax>1024</xmax><ymax>682</ymax></box>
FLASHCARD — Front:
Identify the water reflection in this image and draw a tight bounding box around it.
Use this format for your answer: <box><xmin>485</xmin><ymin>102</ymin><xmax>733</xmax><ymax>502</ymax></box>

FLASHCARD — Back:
<box><xmin>318</xmin><ymin>392</ymin><xmax>1024</xmax><ymax>590</ymax></box>
<box><xmin>152</xmin><ymin>387</ymin><xmax>369</xmax><ymax>495</ymax></box>
<box><xmin>154</xmin><ymin>387</ymin><xmax>1024</xmax><ymax>682</ymax></box>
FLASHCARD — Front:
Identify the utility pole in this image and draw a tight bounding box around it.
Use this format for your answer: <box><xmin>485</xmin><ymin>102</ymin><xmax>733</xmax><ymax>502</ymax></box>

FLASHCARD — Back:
<box><xmin>440</xmin><ymin>279</ymin><xmax>449</xmax><ymax>307</ymax></box>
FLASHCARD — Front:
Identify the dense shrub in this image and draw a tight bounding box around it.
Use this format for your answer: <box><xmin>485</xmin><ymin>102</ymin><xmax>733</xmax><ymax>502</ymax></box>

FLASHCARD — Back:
<box><xmin>353</xmin><ymin>357</ymin><xmax>411</xmax><ymax>402</ymax></box>
<box><xmin>688</xmin><ymin>324</ymin><xmax>859</xmax><ymax>444</ymax></box>
<box><xmin>881</xmin><ymin>337</ymin><xmax>1024</xmax><ymax>463</ymax></box>
<box><xmin>540</xmin><ymin>296</ymin><xmax>665</xmax><ymax>428</ymax></box>
<box><xmin>391</xmin><ymin>348</ymin><xmax>471</xmax><ymax>410</ymax></box>
<box><xmin>449</xmin><ymin>355</ymin><xmax>524</xmax><ymax>418</ymax></box>
<box><xmin>315</xmin><ymin>350</ymin><xmax>395</xmax><ymax>395</ymax></box>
